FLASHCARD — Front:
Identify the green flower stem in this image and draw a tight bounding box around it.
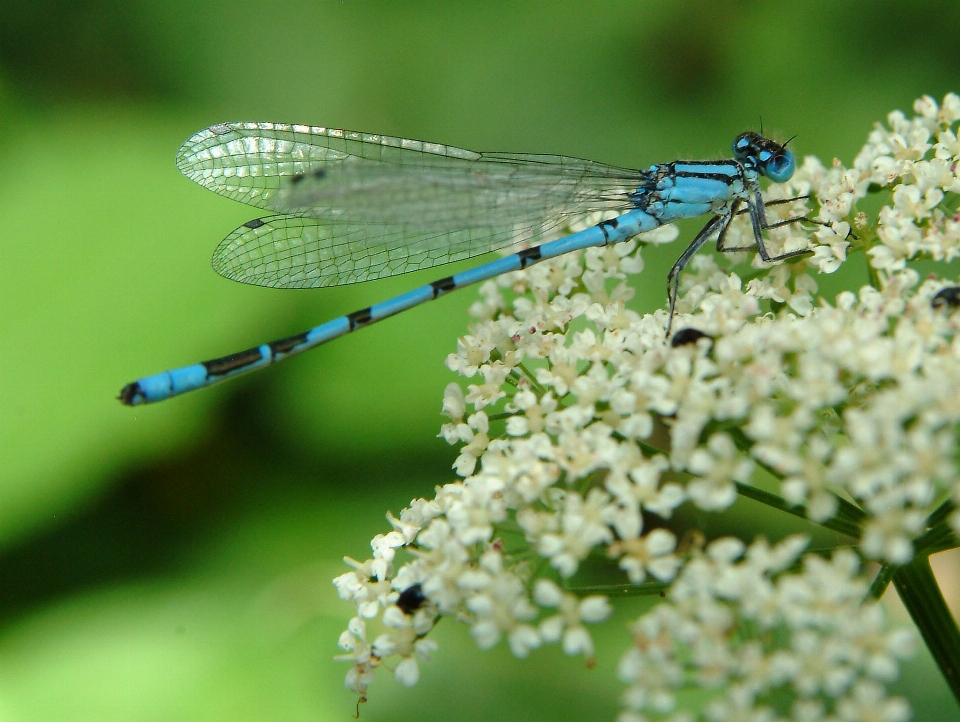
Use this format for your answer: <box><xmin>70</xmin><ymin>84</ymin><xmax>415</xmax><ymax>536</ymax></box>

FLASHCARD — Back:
<box><xmin>733</xmin><ymin>481</ymin><xmax>862</xmax><ymax>538</ymax></box>
<box><xmin>865</xmin><ymin>250</ymin><xmax>883</xmax><ymax>291</ymax></box>
<box><xmin>927</xmin><ymin>498</ymin><xmax>957</xmax><ymax>529</ymax></box>
<box><xmin>565</xmin><ymin>580</ymin><xmax>671</xmax><ymax>597</ymax></box>
<box><xmin>635</xmin><ymin>438</ymin><xmax>667</xmax><ymax>458</ymax></box>
<box><xmin>515</xmin><ymin>362</ymin><xmax>546</xmax><ymax>395</ymax></box>
<box><xmin>892</xmin><ymin>556</ymin><xmax>960</xmax><ymax>707</ymax></box>
<box><xmin>868</xmin><ymin>563</ymin><xmax>898</xmax><ymax>600</ymax></box>
<box><xmin>913</xmin><ymin>522</ymin><xmax>960</xmax><ymax>557</ymax></box>
<box><xmin>638</xmin><ymin>427</ymin><xmax>865</xmax><ymax>538</ymax></box>
<box><xmin>725</xmin><ymin>427</ymin><xmax>867</xmax><ymax>532</ymax></box>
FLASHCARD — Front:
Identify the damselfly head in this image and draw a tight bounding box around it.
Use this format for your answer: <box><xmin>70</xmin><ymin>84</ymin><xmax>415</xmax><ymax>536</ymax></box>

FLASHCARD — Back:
<box><xmin>732</xmin><ymin>131</ymin><xmax>796</xmax><ymax>184</ymax></box>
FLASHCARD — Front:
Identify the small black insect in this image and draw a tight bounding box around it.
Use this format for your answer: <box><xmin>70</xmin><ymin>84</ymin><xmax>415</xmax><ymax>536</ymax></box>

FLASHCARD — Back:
<box><xmin>932</xmin><ymin>286</ymin><xmax>960</xmax><ymax>310</ymax></box>
<box><xmin>670</xmin><ymin>327</ymin><xmax>713</xmax><ymax>348</ymax></box>
<box><xmin>396</xmin><ymin>583</ymin><xmax>428</xmax><ymax>615</ymax></box>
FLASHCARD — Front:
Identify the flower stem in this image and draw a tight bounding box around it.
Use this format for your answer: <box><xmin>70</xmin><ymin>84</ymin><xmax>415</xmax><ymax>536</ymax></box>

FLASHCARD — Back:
<box><xmin>892</xmin><ymin>555</ymin><xmax>960</xmax><ymax>707</ymax></box>
<box><xmin>927</xmin><ymin>498</ymin><xmax>957</xmax><ymax>529</ymax></box>
<box><xmin>868</xmin><ymin>563</ymin><xmax>898</xmax><ymax>600</ymax></box>
<box><xmin>732</xmin><ymin>481</ymin><xmax>862</xmax><ymax>538</ymax></box>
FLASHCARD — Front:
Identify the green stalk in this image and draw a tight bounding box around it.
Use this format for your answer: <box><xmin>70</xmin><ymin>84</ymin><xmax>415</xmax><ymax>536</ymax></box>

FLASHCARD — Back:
<box><xmin>892</xmin><ymin>556</ymin><xmax>960</xmax><ymax>707</ymax></box>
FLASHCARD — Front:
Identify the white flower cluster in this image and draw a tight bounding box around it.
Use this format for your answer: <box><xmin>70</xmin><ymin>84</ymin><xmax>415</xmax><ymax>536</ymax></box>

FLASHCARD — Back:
<box><xmin>618</xmin><ymin>537</ymin><xmax>914</xmax><ymax>722</ymax></box>
<box><xmin>333</xmin><ymin>94</ymin><xmax>959</xmax><ymax>713</ymax></box>
<box><xmin>334</xmin><ymin>500</ymin><xmax>613</xmax><ymax>692</ymax></box>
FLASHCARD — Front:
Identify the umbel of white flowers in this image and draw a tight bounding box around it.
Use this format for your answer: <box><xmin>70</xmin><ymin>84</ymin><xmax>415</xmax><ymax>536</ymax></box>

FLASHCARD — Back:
<box><xmin>334</xmin><ymin>93</ymin><xmax>960</xmax><ymax>721</ymax></box>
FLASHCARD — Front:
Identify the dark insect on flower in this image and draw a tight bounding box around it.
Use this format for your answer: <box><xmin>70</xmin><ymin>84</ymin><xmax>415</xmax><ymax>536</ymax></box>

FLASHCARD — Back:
<box><xmin>396</xmin><ymin>583</ymin><xmax>428</xmax><ymax>615</ymax></box>
<box><xmin>931</xmin><ymin>286</ymin><xmax>960</xmax><ymax>310</ymax></box>
<box><xmin>670</xmin><ymin>327</ymin><xmax>714</xmax><ymax>348</ymax></box>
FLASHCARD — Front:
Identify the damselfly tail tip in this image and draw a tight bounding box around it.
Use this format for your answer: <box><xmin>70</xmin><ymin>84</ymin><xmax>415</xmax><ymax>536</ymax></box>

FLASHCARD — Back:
<box><xmin>118</xmin><ymin>382</ymin><xmax>145</xmax><ymax>406</ymax></box>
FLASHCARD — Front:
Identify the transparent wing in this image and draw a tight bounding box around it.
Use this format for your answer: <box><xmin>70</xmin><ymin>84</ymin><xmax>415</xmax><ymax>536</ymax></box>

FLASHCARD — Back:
<box><xmin>177</xmin><ymin>122</ymin><xmax>641</xmax><ymax>232</ymax></box>
<box><xmin>213</xmin><ymin>214</ymin><xmax>575</xmax><ymax>288</ymax></box>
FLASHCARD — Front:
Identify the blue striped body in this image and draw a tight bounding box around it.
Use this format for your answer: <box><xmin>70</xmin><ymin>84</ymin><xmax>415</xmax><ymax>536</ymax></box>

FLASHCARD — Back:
<box><xmin>120</xmin><ymin>126</ymin><xmax>804</xmax><ymax>405</ymax></box>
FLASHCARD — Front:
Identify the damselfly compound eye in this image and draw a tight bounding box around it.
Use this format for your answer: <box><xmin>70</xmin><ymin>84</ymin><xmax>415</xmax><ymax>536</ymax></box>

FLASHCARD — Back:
<box><xmin>763</xmin><ymin>149</ymin><xmax>795</xmax><ymax>183</ymax></box>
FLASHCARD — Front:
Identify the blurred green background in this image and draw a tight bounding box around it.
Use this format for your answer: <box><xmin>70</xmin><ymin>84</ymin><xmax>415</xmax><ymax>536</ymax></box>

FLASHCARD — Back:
<box><xmin>2</xmin><ymin>1</ymin><xmax>959</xmax><ymax>720</ymax></box>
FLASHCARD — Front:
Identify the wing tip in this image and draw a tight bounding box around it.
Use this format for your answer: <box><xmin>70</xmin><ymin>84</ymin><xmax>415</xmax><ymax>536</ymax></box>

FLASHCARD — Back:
<box><xmin>175</xmin><ymin>122</ymin><xmax>241</xmax><ymax>172</ymax></box>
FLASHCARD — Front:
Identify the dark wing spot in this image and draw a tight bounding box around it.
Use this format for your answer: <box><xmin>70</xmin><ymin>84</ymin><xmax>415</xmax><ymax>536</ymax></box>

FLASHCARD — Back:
<box><xmin>290</xmin><ymin>173</ymin><xmax>306</xmax><ymax>185</ymax></box>
<box><xmin>244</xmin><ymin>218</ymin><xmax>266</xmax><ymax>229</ymax></box>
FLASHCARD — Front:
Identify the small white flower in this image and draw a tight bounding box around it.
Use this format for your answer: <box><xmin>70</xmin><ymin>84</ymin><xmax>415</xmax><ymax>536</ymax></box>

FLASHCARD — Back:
<box><xmin>533</xmin><ymin>579</ymin><xmax>610</xmax><ymax>658</ymax></box>
<box><xmin>686</xmin><ymin>433</ymin><xmax>753</xmax><ymax>511</ymax></box>
<box><xmin>536</xmin><ymin>488</ymin><xmax>616</xmax><ymax>577</ymax></box>
<box><xmin>335</xmin><ymin>617</ymin><xmax>379</xmax><ymax>694</ymax></box>
<box><xmin>393</xmin><ymin>657</ymin><xmax>420</xmax><ymax>687</ymax></box>
<box><xmin>607</xmin><ymin>528</ymin><xmax>680</xmax><ymax>585</ymax></box>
